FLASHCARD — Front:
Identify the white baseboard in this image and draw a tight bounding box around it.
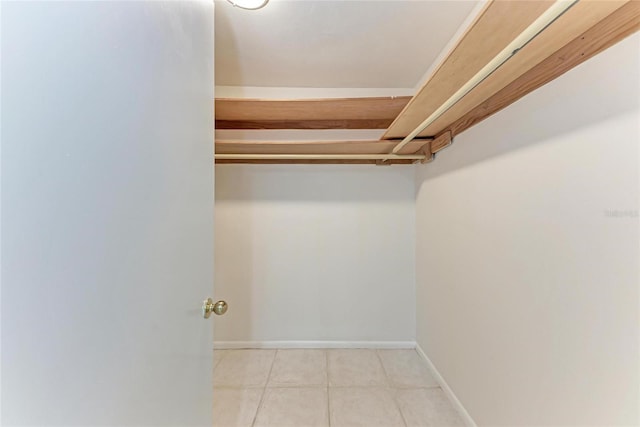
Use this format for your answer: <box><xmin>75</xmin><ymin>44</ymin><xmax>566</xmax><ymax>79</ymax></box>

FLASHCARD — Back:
<box><xmin>415</xmin><ymin>344</ymin><xmax>477</xmax><ymax>427</ymax></box>
<box><xmin>214</xmin><ymin>340</ymin><xmax>416</xmax><ymax>349</ymax></box>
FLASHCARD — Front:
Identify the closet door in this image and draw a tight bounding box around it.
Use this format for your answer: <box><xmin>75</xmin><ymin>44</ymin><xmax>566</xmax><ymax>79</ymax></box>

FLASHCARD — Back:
<box><xmin>1</xmin><ymin>1</ymin><xmax>215</xmax><ymax>425</ymax></box>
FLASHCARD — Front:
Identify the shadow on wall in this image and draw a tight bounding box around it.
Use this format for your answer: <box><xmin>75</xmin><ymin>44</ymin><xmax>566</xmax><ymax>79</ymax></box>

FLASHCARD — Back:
<box><xmin>213</xmin><ymin>189</ymin><xmax>255</xmax><ymax>343</ymax></box>
<box><xmin>417</xmin><ymin>34</ymin><xmax>640</xmax><ymax>183</ymax></box>
<box><xmin>214</xmin><ymin>0</ymin><xmax>241</xmax><ymax>86</ymax></box>
<box><xmin>215</xmin><ymin>165</ymin><xmax>415</xmax><ymax>202</ymax></box>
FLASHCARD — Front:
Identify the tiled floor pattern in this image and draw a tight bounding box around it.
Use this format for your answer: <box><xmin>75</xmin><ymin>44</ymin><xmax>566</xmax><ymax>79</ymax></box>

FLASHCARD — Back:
<box><xmin>213</xmin><ymin>349</ymin><xmax>464</xmax><ymax>427</ymax></box>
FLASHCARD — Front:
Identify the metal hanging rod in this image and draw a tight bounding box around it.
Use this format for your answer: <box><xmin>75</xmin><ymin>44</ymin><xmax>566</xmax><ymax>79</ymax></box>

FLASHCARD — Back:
<box><xmin>381</xmin><ymin>0</ymin><xmax>579</xmax><ymax>162</ymax></box>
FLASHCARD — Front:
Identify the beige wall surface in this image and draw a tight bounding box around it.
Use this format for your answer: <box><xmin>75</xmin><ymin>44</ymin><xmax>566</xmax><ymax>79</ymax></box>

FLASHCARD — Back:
<box><xmin>414</xmin><ymin>34</ymin><xmax>639</xmax><ymax>426</ymax></box>
<box><xmin>215</xmin><ymin>164</ymin><xmax>416</xmax><ymax>345</ymax></box>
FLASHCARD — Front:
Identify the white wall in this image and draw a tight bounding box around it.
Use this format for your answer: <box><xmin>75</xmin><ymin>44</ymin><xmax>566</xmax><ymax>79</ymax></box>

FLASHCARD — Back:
<box><xmin>415</xmin><ymin>34</ymin><xmax>639</xmax><ymax>426</ymax></box>
<box><xmin>215</xmin><ymin>165</ymin><xmax>416</xmax><ymax>346</ymax></box>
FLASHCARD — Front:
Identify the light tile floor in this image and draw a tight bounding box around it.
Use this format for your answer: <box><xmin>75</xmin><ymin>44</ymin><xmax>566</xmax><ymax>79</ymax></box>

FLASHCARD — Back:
<box><xmin>213</xmin><ymin>349</ymin><xmax>464</xmax><ymax>427</ymax></box>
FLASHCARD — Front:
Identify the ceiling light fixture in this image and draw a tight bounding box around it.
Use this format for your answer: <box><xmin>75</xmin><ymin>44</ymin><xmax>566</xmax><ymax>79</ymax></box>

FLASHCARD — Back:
<box><xmin>226</xmin><ymin>0</ymin><xmax>269</xmax><ymax>10</ymax></box>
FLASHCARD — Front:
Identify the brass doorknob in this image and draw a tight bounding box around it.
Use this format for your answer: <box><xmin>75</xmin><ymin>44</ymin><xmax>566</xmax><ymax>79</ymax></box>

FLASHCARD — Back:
<box><xmin>203</xmin><ymin>298</ymin><xmax>228</xmax><ymax>318</ymax></box>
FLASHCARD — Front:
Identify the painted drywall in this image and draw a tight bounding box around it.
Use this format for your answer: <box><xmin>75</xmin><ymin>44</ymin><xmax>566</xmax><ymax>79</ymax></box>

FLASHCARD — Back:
<box><xmin>215</xmin><ymin>0</ymin><xmax>478</xmax><ymax>88</ymax></box>
<box><xmin>414</xmin><ymin>33</ymin><xmax>639</xmax><ymax>426</ymax></box>
<box><xmin>214</xmin><ymin>165</ymin><xmax>416</xmax><ymax>345</ymax></box>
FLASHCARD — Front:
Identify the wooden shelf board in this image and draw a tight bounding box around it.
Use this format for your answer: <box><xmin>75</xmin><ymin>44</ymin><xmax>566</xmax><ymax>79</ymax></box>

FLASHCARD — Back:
<box><xmin>216</xmin><ymin>96</ymin><xmax>411</xmax><ymax>130</ymax></box>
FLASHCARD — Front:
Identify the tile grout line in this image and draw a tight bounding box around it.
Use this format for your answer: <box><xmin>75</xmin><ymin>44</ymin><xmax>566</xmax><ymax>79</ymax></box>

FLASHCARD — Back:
<box><xmin>214</xmin><ymin>384</ymin><xmax>438</xmax><ymax>389</ymax></box>
<box><xmin>250</xmin><ymin>349</ymin><xmax>278</xmax><ymax>427</ymax></box>
<box><xmin>213</xmin><ymin>348</ymin><xmax>229</xmax><ymax>371</ymax></box>
<box><xmin>375</xmin><ymin>349</ymin><xmax>409</xmax><ymax>427</ymax></box>
<box><xmin>214</xmin><ymin>384</ymin><xmax>436</xmax><ymax>390</ymax></box>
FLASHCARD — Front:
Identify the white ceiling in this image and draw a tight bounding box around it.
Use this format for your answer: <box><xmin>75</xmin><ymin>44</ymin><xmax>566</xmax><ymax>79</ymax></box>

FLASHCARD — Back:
<box><xmin>215</xmin><ymin>0</ymin><xmax>479</xmax><ymax>89</ymax></box>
